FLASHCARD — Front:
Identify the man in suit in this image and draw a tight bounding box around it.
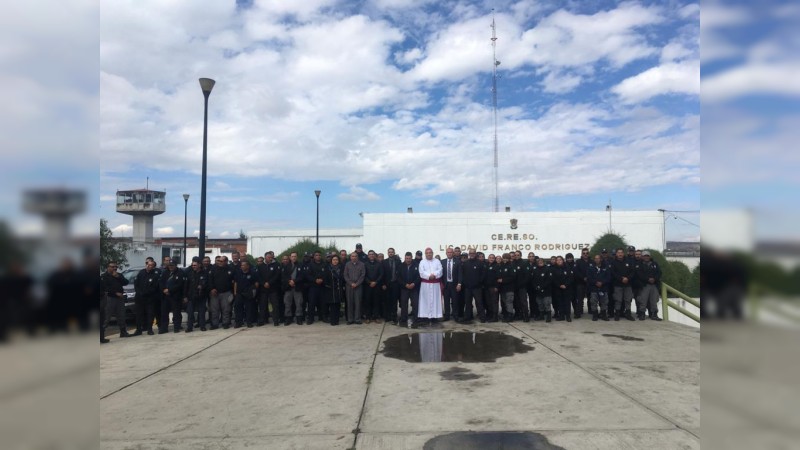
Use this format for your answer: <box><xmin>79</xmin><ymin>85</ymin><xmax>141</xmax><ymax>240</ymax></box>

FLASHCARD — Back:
<box><xmin>440</xmin><ymin>247</ymin><xmax>462</xmax><ymax>322</ymax></box>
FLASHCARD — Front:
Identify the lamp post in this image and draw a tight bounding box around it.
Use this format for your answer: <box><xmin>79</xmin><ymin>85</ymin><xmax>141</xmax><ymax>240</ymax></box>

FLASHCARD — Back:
<box><xmin>198</xmin><ymin>78</ymin><xmax>215</xmax><ymax>263</ymax></box>
<box><xmin>314</xmin><ymin>190</ymin><xmax>321</xmax><ymax>247</ymax></box>
<box><xmin>183</xmin><ymin>194</ymin><xmax>189</xmax><ymax>265</ymax></box>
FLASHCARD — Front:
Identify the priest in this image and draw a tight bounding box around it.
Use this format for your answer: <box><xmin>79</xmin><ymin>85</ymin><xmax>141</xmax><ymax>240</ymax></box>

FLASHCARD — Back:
<box><xmin>417</xmin><ymin>248</ymin><xmax>444</xmax><ymax>322</ymax></box>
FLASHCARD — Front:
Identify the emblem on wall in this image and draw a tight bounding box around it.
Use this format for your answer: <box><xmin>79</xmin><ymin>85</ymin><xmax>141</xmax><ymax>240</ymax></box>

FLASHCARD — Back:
<box><xmin>510</xmin><ymin>218</ymin><xmax>518</xmax><ymax>229</ymax></box>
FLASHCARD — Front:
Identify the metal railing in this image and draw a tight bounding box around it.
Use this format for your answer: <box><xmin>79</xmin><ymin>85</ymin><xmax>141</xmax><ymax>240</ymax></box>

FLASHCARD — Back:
<box><xmin>661</xmin><ymin>282</ymin><xmax>700</xmax><ymax>323</ymax></box>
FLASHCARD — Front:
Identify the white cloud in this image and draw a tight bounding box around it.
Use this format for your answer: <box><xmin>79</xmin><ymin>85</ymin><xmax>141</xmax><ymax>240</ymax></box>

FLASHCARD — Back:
<box><xmin>155</xmin><ymin>226</ymin><xmax>175</xmax><ymax>236</ymax></box>
<box><xmin>112</xmin><ymin>224</ymin><xmax>132</xmax><ymax>236</ymax></box>
<box><xmin>219</xmin><ymin>231</ymin><xmax>232</xmax><ymax>238</ymax></box>
<box><xmin>422</xmin><ymin>199</ymin><xmax>439</xmax><ymax>206</ymax></box>
<box><xmin>100</xmin><ymin>194</ymin><xmax>116</xmax><ymax>202</ymax></box>
<box><xmin>612</xmin><ymin>60</ymin><xmax>700</xmax><ymax>104</ymax></box>
<box><xmin>702</xmin><ymin>63</ymin><xmax>800</xmax><ymax>103</ymax></box>
<box><xmin>338</xmin><ymin>186</ymin><xmax>381</xmax><ymax>201</ymax></box>
<box><xmin>541</xmin><ymin>70</ymin><xmax>582</xmax><ymax>94</ymax></box>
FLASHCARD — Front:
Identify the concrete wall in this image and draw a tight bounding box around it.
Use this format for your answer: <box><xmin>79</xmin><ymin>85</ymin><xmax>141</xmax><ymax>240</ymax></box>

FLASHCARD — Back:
<box><xmin>247</xmin><ymin>211</ymin><xmax>664</xmax><ymax>259</ymax></box>
<box><xmin>363</xmin><ymin>210</ymin><xmax>664</xmax><ymax>258</ymax></box>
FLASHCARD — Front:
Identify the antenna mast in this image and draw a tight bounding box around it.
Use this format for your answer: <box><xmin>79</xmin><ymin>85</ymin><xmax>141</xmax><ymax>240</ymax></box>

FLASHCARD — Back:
<box><xmin>491</xmin><ymin>11</ymin><xmax>500</xmax><ymax>212</ymax></box>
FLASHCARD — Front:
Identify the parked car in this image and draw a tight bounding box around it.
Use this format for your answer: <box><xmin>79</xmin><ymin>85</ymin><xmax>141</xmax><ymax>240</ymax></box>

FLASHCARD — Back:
<box><xmin>117</xmin><ymin>267</ymin><xmax>144</xmax><ymax>324</ymax></box>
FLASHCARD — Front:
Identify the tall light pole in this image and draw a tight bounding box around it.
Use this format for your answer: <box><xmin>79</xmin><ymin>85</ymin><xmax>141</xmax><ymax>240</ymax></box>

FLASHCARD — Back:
<box><xmin>198</xmin><ymin>78</ymin><xmax>215</xmax><ymax>263</ymax></box>
<box><xmin>183</xmin><ymin>194</ymin><xmax>189</xmax><ymax>265</ymax></box>
<box><xmin>658</xmin><ymin>208</ymin><xmax>666</xmax><ymax>252</ymax></box>
<box><xmin>606</xmin><ymin>200</ymin><xmax>612</xmax><ymax>232</ymax></box>
<box><xmin>314</xmin><ymin>190</ymin><xmax>321</xmax><ymax>247</ymax></box>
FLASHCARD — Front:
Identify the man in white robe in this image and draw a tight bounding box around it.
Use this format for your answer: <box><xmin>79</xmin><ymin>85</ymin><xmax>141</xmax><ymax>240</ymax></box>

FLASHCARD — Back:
<box><xmin>417</xmin><ymin>248</ymin><xmax>443</xmax><ymax>320</ymax></box>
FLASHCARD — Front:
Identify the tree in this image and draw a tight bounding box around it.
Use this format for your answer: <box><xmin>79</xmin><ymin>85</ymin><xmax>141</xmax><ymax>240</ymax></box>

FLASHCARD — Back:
<box><xmin>0</xmin><ymin>221</ymin><xmax>26</xmax><ymax>270</ymax></box>
<box><xmin>590</xmin><ymin>233</ymin><xmax>628</xmax><ymax>257</ymax></box>
<box><xmin>100</xmin><ymin>218</ymin><xmax>129</xmax><ymax>270</ymax></box>
<box><xmin>239</xmin><ymin>229</ymin><xmax>247</xmax><ymax>240</ymax></box>
<box><xmin>278</xmin><ymin>238</ymin><xmax>339</xmax><ymax>260</ymax></box>
<box><xmin>685</xmin><ymin>265</ymin><xmax>701</xmax><ymax>298</ymax></box>
<box><xmin>667</xmin><ymin>260</ymin><xmax>692</xmax><ymax>293</ymax></box>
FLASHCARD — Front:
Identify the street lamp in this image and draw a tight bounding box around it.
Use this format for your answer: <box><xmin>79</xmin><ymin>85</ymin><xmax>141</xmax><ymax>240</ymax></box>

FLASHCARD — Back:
<box><xmin>198</xmin><ymin>77</ymin><xmax>215</xmax><ymax>263</ymax></box>
<box><xmin>183</xmin><ymin>194</ymin><xmax>189</xmax><ymax>266</ymax></box>
<box><xmin>314</xmin><ymin>190</ymin><xmax>321</xmax><ymax>247</ymax></box>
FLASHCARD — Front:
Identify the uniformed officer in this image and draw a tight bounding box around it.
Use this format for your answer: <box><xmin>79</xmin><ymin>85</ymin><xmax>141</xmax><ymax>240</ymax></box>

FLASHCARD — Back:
<box><xmin>258</xmin><ymin>251</ymin><xmax>282</xmax><ymax>326</ymax></box>
<box><xmin>132</xmin><ymin>259</ymin><xmax>160</xmax><ymax>335</ymax></box>
<box><xmin>587</xmin><ymin>254</ymin><xmax>611</xmax><ymax>321</ymax></box>
<box><xmin>233</xmin><ymin>260</ymin><xmax>257</xmax><ymax>328</ymax></box>
<box><xmin>208</xmin><ymin>256</ymin><xmax>235</xmax><ymax>329</ymax></box>
<box><xmin>460</xmin><ymin>249</ymin><xmax>484</xmax><ymax>323</ymax></box>
<box><xmin>184</xmin><ymin>259</ymin><xmax>209</xmax><ymax>331</ymax></box>
<box><xmin>514</xmin><ymin>250</ymin><xmax>531</xmax><ymax>322</ymax></box>
<box><xmin>635</xmin><ymin>251</ymin><xmax>663</xmax><ymax>320</ymax></box>
<box><xmin>574</xmin><ymin>248</ymin><xmax>591</xmax><ymax>318</ymax></box>
<box><xmin>363</xmin><ymin>250</ymin><xmax>384</xmax><ymax>323</ymax></box>
<box><xmin>610</xmin><ymin>248</ymin><xmax>636</xmax><ymax>321</ymax></box>
<box><xmin>565</xmin><ymin>253</ymin><xmax>580</xmax><ymax>319</ymax></box>
<box><xmin>497</xmin><ymin>253</ymin><xmax>516</xmax><ymax>322</ymax></box>
<box><xmin>398</xmin><ymin>252</ymin><xmax>420</xmax><ymax>326</ymax></box>
<box><xmin>307</xmin><ymin>251</ymin><xmax>328</xmax><ymax>325</ymax></box>
<box><xmin>482</xmin><ymin>254</ymin><xmax>500</xmax><ymax>322</ymax></box>
<box><xmin>381</xmin><ymin>248</ymin><xmax>402</xmax><ymax>324</ymax></box>
<box><xmin>281</xmin><ymin>252</ymin><xmax>305</xmax><ymax>325</ymax></box>
<box><xmin>552</xmin><ymin>256</ymin><xmax>575</xmax><ymax>322</ymax></box>
<box><xmin>532</xmin><ymin>257</ymin><xmax>553</xmax><ymax>323</ymax></box>
<box><xmin>100</xmin><ymin>261</ymin><xmax>130</xmax><ymax>342</ymax></box>
<box><xmin>160</xmin><ymin>259</ymin><xmax>185</xmax><ymax>333</ymax></box>
<box><xmin>526</xmin><ymin>252</ymin><xmax>540</xmax><ymax>320</ymax></box>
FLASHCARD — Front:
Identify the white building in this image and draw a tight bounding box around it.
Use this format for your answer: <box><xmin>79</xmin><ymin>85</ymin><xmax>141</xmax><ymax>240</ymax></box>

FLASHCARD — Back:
<box><xmin>249</xmin><ymin>210</ymin><xmax>665</xmax><ymax>258</ymax></box>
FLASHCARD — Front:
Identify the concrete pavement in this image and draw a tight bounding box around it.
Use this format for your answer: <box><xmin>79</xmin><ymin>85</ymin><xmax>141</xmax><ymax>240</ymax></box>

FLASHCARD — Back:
<box><xmin>100</xmin><ymin>318</ymin><xmax>699</xmax><ymax>449</ymax></box>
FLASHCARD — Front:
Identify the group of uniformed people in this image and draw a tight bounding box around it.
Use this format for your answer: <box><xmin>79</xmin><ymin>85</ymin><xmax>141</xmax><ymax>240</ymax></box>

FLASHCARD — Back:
<box><xmin>99</xmin><ymin>243</ymin><xmax>663</xmax><ymax>343</ymax></box>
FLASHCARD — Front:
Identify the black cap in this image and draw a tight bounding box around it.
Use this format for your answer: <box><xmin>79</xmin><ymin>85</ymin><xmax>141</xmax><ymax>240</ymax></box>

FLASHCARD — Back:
<box><xmin>627</xmin><ymin>245</ymin><xmax>635</xmax><ymax>251</ymax></box>
<box><xmin>415</xmin><ymin>250</ymin><xmax>422</xmax><ymax>256</ymax></box>
<box><xmin>168</xmin><ymin>259</ymin><xmax>177</xmax><ymax>265</ymax></box>
<box><xmin>565</xmin><ymin>253</ymin><xmax>574</xmax><ymax>259</ymax></box>
<box><xmin>356</xmin><ymin>243</ymin><xmax>362</xmax><ymax>248</ymax></box>
<box><xmin>304</xmin><ymin>251</ymin><xmax>311</xmax><ymax>257</ymax></box>
<box><xmin>601</xmin><ymin>248</ymin><xmax>608</xmax><ymax>253</ymax></box>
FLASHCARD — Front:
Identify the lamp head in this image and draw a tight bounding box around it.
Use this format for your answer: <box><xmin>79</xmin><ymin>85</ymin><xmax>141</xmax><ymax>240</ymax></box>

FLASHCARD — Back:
<box><xmin>183</xmin><ymin>194</ymin><xmax>190</xmax><ymax>201</ymax></box>
<box><xmin>199</xmin><ymin>78</ymin><xmax>215</xmax><ymax>95</ymax></box>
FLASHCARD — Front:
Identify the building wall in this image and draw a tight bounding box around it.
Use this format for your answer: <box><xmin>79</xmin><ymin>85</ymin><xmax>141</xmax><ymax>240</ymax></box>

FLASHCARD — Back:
<box><xmin>247</xmin><ymin>211</ymin><xmax>664</xmax><ymax>259</ymax></box>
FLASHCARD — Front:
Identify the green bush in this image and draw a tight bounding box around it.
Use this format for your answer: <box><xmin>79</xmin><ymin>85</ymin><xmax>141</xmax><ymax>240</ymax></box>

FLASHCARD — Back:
<box><xmin>277</xmin><ymin>238</ymin><xmax>339</xmax><ymax>260</ymax></box>
<box><xmin>589</xmin><ymin>233</ymin><xmax>627</xmax><ymax>257</ymax></box>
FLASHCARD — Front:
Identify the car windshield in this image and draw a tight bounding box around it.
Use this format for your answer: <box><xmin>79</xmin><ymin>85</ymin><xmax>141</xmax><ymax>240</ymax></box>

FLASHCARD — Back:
<box><xmin>122</xmin><ymin>269</ymin><xmax>142</xmax><ymax>284</ymax></box>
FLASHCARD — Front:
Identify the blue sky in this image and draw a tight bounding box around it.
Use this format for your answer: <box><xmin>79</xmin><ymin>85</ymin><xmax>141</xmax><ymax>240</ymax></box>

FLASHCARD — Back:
<box><xmin>97</xmin><ymin>0</ymin><xmax>701</xmax><ymax>241</ymax></box>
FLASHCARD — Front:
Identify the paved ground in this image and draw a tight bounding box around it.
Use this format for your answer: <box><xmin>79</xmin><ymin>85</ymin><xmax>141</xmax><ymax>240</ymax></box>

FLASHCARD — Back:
<box><xmin>100</xmin><ymin>318</ymin><xmax>699</xmax><ymax>449</ymax></box>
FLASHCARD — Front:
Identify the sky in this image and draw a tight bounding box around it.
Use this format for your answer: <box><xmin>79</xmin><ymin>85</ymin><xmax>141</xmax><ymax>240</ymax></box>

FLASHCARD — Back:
<box><xmin>96</xmin><ymin>0</ymin><xmax>702</xmax><ymax>241</ymax></box>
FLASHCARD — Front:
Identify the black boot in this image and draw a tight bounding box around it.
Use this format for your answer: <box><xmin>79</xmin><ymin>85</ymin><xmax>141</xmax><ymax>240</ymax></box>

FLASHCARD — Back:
<box><xmin>637</xmin><ymin>312</ymin><xmax>646</xmax><ymax>321</ymax></box>
<box><xmin>555</xmin><ymin>314</ymin><xmax>565</xmax><ymax>321</ymax></box>
<box><xmin>650</xmin><ymin>314</ymin><xmax>663</xmax><ymax>321</ymax></box>
<box><xmin>625</xmin><ymin>310</ymin><xmax>636</xmax><ymax>321</ymax></box>
<box><xmin>545</xmin><ymin>312</ymin><xmax>552</xmax><ymax>323</ymax></box>
<box><xmin>592</xmin><ymin>312</ymin><xmax>599</xmax><ymax>321</ymax></box>
<box><xmin>296</xmin><ymin>316</ymin><xmax>303</xmax><ymax>325</ymax></box>
<box><xmin>100</xmin><ymin>329</ymin><xmax>109</xmax><ymax>344</ymax></box>
<box><xmin>566</xmin><ymin>312</ymin><xmax>572</xmax><ymax>322</ymax></box>
<box><xmin>284</xmin><ymin>317</ymin><xmax>292</xmax><ymax>326</ymax></box>
<box><xmin>523</xmin><ymin>311</ymin><xmax>530</xmax><ymax>323</ymax></box>
<box><xmin>601</xmin><ymin>311</ymin><xmax>610</xmax><ymax>321</ymax></box>
<box><xmin>614</xmin><ymin>310</ymin><xmax>621</xmax><ymax>321</ymax></box>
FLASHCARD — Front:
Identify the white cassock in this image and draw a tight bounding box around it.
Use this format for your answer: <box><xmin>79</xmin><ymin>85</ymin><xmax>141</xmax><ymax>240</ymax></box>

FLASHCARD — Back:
<box><xmin>418</xmin><ymin>332</ymin><xmax>443</xmax><ymax>362</ymax></box>
<box><xmin>417</xmin><ymin>258</ymin><xmax>443</xmax><ymax>318</ymax></box>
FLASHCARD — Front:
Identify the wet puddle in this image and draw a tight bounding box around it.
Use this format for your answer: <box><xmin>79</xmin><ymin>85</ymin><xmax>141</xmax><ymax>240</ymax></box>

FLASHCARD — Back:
<box><xmin>602</xmin><ymin>334</ymin><xmax>644</xmax><ymax>341</ymax></box>
<box><xmin>380</xmin><ymin>331</ymin><xmax>533</xmax><ymax>363</ymax></box>
<box><xmin>423</xmin><ymin>431</ymin><xmax>565</xmax><ymax>449</ymax></box>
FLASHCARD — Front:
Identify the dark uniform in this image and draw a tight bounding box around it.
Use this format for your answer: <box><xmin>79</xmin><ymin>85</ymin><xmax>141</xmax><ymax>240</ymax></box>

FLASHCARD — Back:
<box><xmin>307</xmin><ymin>258</ymin><xmax>328</xmax><ymax>324</ymax></box>
<box><xmin>514</xmin><ymin>259</ymin><xmax>531</xmax><ymax>322</ymax></box>
<box><xmin>134</xmin><ymin>266</ymin><xmax>161</xmax><ymax>334</ymax></box>
<box><xmin>184</xmin><ymin>267</ymin><xmax>209</xmax><ymax>331</ymax></box>
<box><xmin>398</xmin><ymin>260</ymin><xmax>420</xmax><ymax>325</ymax></box>
<box><xmin>259</xmin><ymin>259</ymin><xmax>282</xmax><ymax>326</ymax></box>
<box><xmin>587</xmin><ymin>263</ymin><xmax>611</xmax><ymax>320</ymax></box>
<box><xmin>381</xmin><ymin>255</ymin><xmax>402</xmax><ymax>323</ymax></box>
<box><xmin>324</xmin><ymin>262</ymin><xmax>346</xmax><ymax>325</ymax></box>
<box><xmin>159</xmin><ymin>265</ymin><xmax>185</xmax><ymax>333</ymax></box>
<box><xmin>460</xmin><ymin>257</ymin><xmax>485</xmax><ymax>322</ymax></box>
<box><xmin>574</xmin><ymin>255</ymin><xmax>591</xmax><ymax>317</ymax></box>
<box><xmin>497</xmin><ymin>262</ymin><xmax>516</xmax><ymax>322</ymax></box>
<box><xmin>363</xmin><ymin>258</ymin><xmax>384</xmax><ymax>321</ymax></box>
<box><xmin>634</xmin><ymin>257</ymin><xmax>662</xmax><ymax>320</ymax></box>
<box><xmin>552</xmin><ymin>264</ymin><xmax>575</xmax><ymax>322</ymax></box>
<box><xmin>100</xmin><ymin>270</ymin><xmax>130</xmax><ymax>337</ymax></box>
<box><xmin>441</xmin><ymin>256</ymin><xmax>461</xmax><ymax>321</ymax></box>
<box><xmin>234</xmin><ymin>267</ymin><xmax>257</xmax><ymax>327</ymax></box>
<box><xmin>482</xmin><ymin>260</ymin><xmax>500</xmax><ymax>322</ymax></box>
<box><xmin>532</xmin><ymin>263</ymin><xmax>554</xmax><ymax>322</ymax></box>
<box><xmin>209</xmin><ymin>265</ymin><xmax>235</xmax><ymax>329</ymax></box>
<box><xmin>610</xmin><ymin>257</ymin><xmax>636</xmax><ymax>320</ymax></box>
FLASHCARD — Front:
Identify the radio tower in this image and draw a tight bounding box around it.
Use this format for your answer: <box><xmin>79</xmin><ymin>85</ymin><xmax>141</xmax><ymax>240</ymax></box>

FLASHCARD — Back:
<box><xmin>490</xmin><ymin>11</ymin><xmax>500</xmax><ymax>212</ymax></box>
